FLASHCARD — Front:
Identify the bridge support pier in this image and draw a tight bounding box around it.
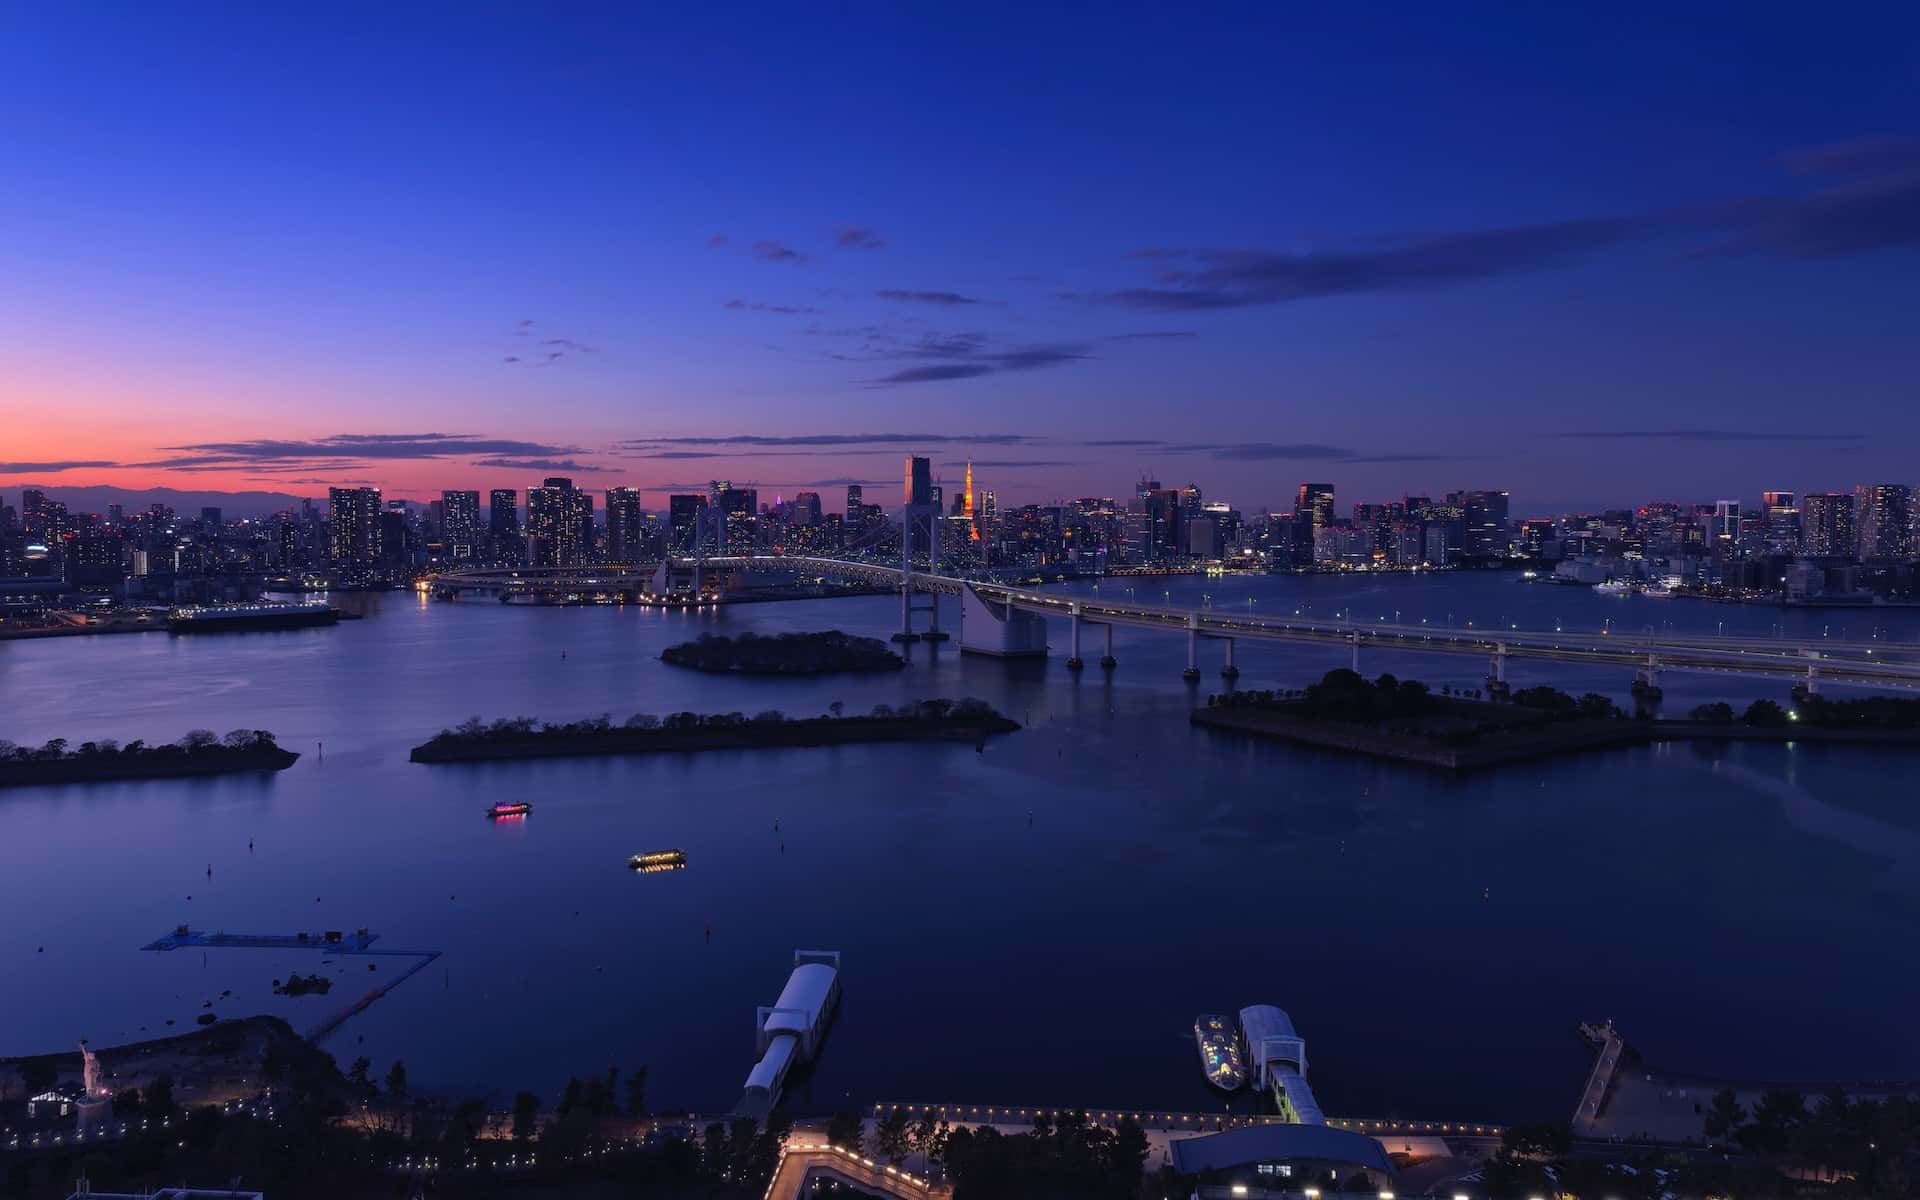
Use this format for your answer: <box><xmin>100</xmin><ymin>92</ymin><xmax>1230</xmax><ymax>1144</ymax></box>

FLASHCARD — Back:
<box><xmin>1183</xmin><ymin>614</ymin><xmax>1202</xmax><ymax>682</ymax></box>
<box><xmin>892</xmin><ymin>585</ymin><xmax>921</xmax><ymax>643</ymax></box>
<box><xmin>1350</xmin><ymin>629</ymin><xmax>1361</xmax><ymax>674</ymax></box>
<box><xmin>1099</xmin><ymin>623</ymin><xmax>1116</xmax><ymax>669</ymax></box>
<box><xmin>1220</xmin><ymin>637</ymin><xmax>1239</xmax><ymax>682</ymax></box>
<box><xmin>1066</xmin><ymin>606</ymin><xmax>1084</xmax><ymax>670</ymax></box>
<box><xmin>1486</xmin><ymin>643</ymin><xmax>1509</xmax><ymax>699</ymax></box>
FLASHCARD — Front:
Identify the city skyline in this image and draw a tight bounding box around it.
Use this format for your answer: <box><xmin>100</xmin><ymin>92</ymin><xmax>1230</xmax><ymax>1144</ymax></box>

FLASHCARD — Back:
<box><xmin>4</xmin><ymin>8</ymin><xmax>1920</xmax><ymax>510</ymax></box>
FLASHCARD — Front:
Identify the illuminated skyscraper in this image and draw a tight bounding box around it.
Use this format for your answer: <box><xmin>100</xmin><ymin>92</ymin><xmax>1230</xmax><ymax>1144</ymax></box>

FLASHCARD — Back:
<box><xmin>526</xmin><ymin>477</ymin><xmax>592</xmax><ymax>566</ymax></box>
<box><xmin>605</xmin><ymin>486</ymin><xmax>645</xmax><ymax>562</ymax></box>
<box><xmin>442</xmin><ymin>490</ymin><xmax>480</xmax><ymax>561</ymax></box>
<box><xmin>327</xmin><ymin>486</ymin><xmax>382</xmax><ymax>567</ymax></box>
<box><xmin>1801</xmin><ymin>492</ymin><xmax>1855</xmax><ymax>558</ymax></box>
<box><xmin>1856</xmin><ymin>484</ymin><xmax>1913</xmax><ymax>560</ymax></box>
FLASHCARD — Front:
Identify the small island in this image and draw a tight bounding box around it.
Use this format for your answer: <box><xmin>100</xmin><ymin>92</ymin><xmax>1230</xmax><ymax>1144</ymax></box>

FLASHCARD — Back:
<box><xmin>0</xmin><ymin>729</ymin><xmax>299</xmax><ymax>789</ymax></box>
<box><xmin>1194</xmin><ymin>669</ymin><xmax>1920</xmax><ymax>771</ymax></box>
<box><xmin>273</xmin><ymin>973</ymin><xmax>333</xmax><ymax>997</ymax></box>
<box><xmin>411</xmin><ymin>699</ymin><xmax>1020</xmax><ymax>763</ymax></box>
<box><xmin>660</xmin><ymin>630</ymin><xmax>905</xmax><ymax>675</ymax></box>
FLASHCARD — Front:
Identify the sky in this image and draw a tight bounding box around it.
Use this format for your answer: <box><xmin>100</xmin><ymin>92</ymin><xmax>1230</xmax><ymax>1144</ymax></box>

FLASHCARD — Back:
<box><xmin>2</xmin><ymin>3</ymin><xmax>1918</xmax><ymax>516</ymax></box>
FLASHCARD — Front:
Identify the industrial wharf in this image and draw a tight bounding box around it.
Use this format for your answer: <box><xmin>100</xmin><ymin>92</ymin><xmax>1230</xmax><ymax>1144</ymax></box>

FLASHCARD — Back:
<box><xmin>142</xmin><ymin>926</ymin><xmax>442</xmax><ymax>1042</ymax></box>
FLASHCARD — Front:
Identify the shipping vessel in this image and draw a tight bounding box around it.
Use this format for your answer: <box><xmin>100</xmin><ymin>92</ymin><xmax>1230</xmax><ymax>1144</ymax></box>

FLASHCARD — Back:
<box><xmin>629</xmin><ymin>849</ymin><xmax>687</xmax><ymax>873</ymax></box>
<box><xmin>485</xmin><ymin>802</ymin><xmax>532</xmax><ymax>820</ymax></box>
<box><xmin>169</xmin><ymin>602</ymin><xmax>340</xmax><ymax>634</ymax></box>
<box><xmin>1194</xmin><ymin>1013</ymin><xmax>1247</xmax><ymax>1091</ymax></box>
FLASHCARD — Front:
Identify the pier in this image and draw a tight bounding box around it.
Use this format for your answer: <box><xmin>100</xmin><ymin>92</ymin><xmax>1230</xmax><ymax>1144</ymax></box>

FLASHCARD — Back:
<box><xmin>141</xmin><ymin>926</ymin><xmax>441</xmax><ymax>1042</ymax></box>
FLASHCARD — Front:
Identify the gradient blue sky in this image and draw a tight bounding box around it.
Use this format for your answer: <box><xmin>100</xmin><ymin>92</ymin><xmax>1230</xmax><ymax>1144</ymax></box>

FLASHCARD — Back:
<box><xmin>3</xmin><ymin>3</ymin><xmax>1918</xmax><ymax>514</ymax></box>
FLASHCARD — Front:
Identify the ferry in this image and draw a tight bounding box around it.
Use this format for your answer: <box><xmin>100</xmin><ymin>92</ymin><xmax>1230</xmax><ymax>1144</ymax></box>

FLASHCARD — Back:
<box><xmin>168</xmin><ymin>601</ymin><xmax>339</xmax><ymax>634</ymax></box>
<box><xmin>1194</xmin><ymin>1013</ymin><xmax>1247</xmax><ymax>1092</ymax></box>
<box><xmin>1593</xmin><ymin>580</ymin><xmax>1633</xmax><ymax>597</ymax></box>
<box><xmin>485</xmin><ymin>802</ymin><xmax>531</xmax><ymax>820</ymax></box>
<box><xmin>1641</xmin><ymin>583</ymin><xmax>1675</xmax><ymax>598</ymax></box>
<box><xmin>628</xmin><ymin>849</ymin><xmax>687</xmax><ymax>873</ymax></box>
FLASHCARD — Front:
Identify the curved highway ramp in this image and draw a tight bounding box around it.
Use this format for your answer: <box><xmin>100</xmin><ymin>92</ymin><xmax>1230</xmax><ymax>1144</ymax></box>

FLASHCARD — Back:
<box><xmin>762</xmin><ymin>1141</ymin><xmax>948</xmax><ymax>1200</ymax></box>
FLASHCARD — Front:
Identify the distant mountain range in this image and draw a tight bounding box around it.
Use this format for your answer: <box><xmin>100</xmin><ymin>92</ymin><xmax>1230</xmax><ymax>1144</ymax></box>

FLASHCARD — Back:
<box><xmin>2</xmin><ymin>484</ymin><xmax>321</xmax><ymax>518</ymax></box>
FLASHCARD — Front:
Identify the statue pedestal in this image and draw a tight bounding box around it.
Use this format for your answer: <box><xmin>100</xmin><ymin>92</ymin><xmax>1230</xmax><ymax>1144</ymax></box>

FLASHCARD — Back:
<box><xmin>76</xmin><ymin>1096</ymin><xmax>113</xmax><ymax>1132</ymax></box>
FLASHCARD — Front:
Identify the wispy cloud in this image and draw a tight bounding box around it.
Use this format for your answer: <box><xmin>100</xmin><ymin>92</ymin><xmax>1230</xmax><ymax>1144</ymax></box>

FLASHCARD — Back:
<box><xmin>1093</xmin><ymin>139</ymin><xmax>1920</xmax><ymax>311</ymax></box>
<box><xmin>835</xmin><ymin>226</ymin><xmax>885</xmax><ymax>250</ymax></box>
<box><xmin>937</xmin><ymin>459</ymin><xmax>1082</xmax><ymax>469</ymax></box>
<box><xmin>130</xmin><ymin>433</ymin><xmax>584</xmax><ymax>471</ymax></box>
<box><xmin>471</xmin><ymin>457</ymin><xmax>610</xmax><ymax>473</ymax></box>
<box><xmin>876</xmin><ymin>289</ymin><xmax>984</xmax><ymax>306</ymax></box>
<box><xmin>622</xmin><ymin>433</ymin><xmax>1036</xmax><ymax>448</ymax></box>
<box><xmin>1549</xmin><ymin>429</ymin><xmax>1865</xmax><ymax>442</ymax></box>
<box><xmin>706</xmin><ymin>234</ymin><xmax>730</xmax><ymax>248</ymax></box>
<box><xmin>0</xmin><ymin>459</ymin><xmax>119</xmax><ymax>473</ymax></box>
<box><xmin>723</xmin><ymin>299</ymin><xmax>821</xmax><ymax>315</ymax></box>
<box><xmin>753</xmin><ymin>240</ymin><xmax>807</xmax><ymax>264</ymax></box>
<box><xmin>865</xmin><ymin>343</ymin><xmax>1088</xmax><ymax>387</ymax></box>
<box><xmin>1105</xmin><ymin>330</ymin><xmax>1198</xmax><ymax>341</ymax></box>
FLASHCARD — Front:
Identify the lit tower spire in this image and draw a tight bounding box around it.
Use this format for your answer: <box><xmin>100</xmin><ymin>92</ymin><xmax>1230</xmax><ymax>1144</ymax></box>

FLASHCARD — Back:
<box><xmin>964</xmin><ymin>460</ymin><xmax>979</xmax><ymax>540</ymax></box>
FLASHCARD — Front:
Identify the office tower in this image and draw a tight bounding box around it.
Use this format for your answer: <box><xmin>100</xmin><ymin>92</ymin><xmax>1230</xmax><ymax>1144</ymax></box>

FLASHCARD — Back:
<box><xmin>668</xmin><ymin>494</ymin><xmax>703</xmax><ymax>554</ymax></box>
<box><xmin>63</xmin><ymin>533</ymin><xmax>124</xmax><ymax>590</ymax></box>
<box><xmin>488</xmin><ymin>489</ymin><xmax>519</xmax><ymax>561</ymax></box>
<box><xmin>605</xmin><ymin>486</ymin><xmax>645</xmax><ymax>561</ymax></box>
<box><xmin>442</xmin><ymin>490</ymin><xmax>480</xmax><ymax>561</ymax></box>
<box><xmin>1710</xmin><ymin>500</ymin><xmax>1742</xmax><ymax>553</ymax></box>
<box><xmin>845</xmin><ymin>485</ymin><xmax>863</xmax><ymax>522</ymax></box>
<box><xmin>1451</xmin><ymin>489</ymin><xmax>1510</xmax><ymax>557</ymax></box>
<box><xmin>1761</xmin><ymin>491</ymin><xmax>1801</xmax><ymax>554</ymax></box>
<box><xmin>327</xmin><ymin>486</ymin><xmax>382</xmax><ymax>567</ymax></box>
<box><xmin>526</xmin><ymin>477</ymin><xmax>591</xmax><ymax>566</ymax></box>
<box><xmin>21</xmin><ymin>489</ymin><xmax>48</xmax><ymax>538</ymax></box>
<box><xmin>1856</xmin><ymin>484</ymin><xmax>1914</xmax><ymax>560</ymax></box>
<box><xmin>107</xmin><ymin>503</ymin><xmax>124</xmax><ymax>527</ymax></box>
<box><xmin>705</xmin><ymin>481</ymin><xmax>756</xmax><ymax>552</ymax></box>
<box><xmin>904</xmin><ymin>456</ymin><xmax>932</xmax><ymax>507</ymax></box>
<box><xmin>378</xmin><ymin>507</ymin><xmax>412</xmax><ymax>570</ymax></box>
<box><xmin>1801</xmin><ymin>492</ymin><xmax>1855</xmax><ymax>558</ymax></box>
<box><xmin>791</xmin><ymin>491</ymin><xmax>822</xmax><ymax>526</ymax></box>
<box><xmin>1294</xmin><ymin>483</ymin><xmax>1335</xmax><ymax>529</ymax></box>
<box><xmin>201</xmin><ymin>506</ymin><xmax>223</xmax><ymax>531</ymax></box>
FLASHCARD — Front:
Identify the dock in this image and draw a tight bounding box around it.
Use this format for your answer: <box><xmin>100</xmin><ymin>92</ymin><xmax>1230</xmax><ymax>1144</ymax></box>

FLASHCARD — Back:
<box><xmin>141</xmin><ymin>926</ymin><xmax>441</xmax><ymax>1043</ymax></box>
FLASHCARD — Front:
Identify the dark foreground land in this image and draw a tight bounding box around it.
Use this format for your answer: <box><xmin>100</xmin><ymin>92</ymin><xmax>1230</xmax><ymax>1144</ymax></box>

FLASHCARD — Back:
<box><xmin>411</xmin><ymin>701</ymin><xmax>1020</xmax><ymax>763</ymax></box>
<box><xmin>660</xmin><ymin>629</ymin><xmax>905</xmax><ymax>675</ymax></box>
<box><xmin>0</xmin><ymin>730</ymin><xmax>298</xmax><ymax>789</ymax></box>
<box><xmin>1194</xmin><ymin>670</ymin><xmax>1920</xmax><ymax>771</ymax></box>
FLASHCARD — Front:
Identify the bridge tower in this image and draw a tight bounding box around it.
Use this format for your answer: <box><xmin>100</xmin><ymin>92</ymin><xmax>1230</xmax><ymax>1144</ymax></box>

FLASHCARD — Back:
<box><xmin>894</xmin><ymin>501</ymin><xmax>943</xmax><ymax>643</ymax></box>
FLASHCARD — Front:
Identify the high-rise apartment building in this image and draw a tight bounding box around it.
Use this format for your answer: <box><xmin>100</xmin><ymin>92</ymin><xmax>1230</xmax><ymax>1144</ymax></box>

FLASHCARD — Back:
<box><xmin>525</xmin><ymin>477</ymin><xmax>592</xmax><ymax>566</ymax></box>
<box><xmin>605</xmin><ymin>486</ymin><xmax>645</xmax><ymax>562</ymax></box>
<box><xmin>442</xmin><ymin>490</ymin><xmax>481</xmax><ymax>561</ymax></box>
<box><xmin>1856</xmin><ymin>484</ymin><xmax>1914</xmax><ymax>561</ymax></box>
<box><xmin>1801</xmin><ymin>492</ymin><xmax>1855</xmax><ymax>558</ymax></box>
<box><xmin>488</xmin><ymin>489</ymin><xmax>519</xmax><ymax>560</ymax></box>
<box><xmin>327</xmin><ymin>486</ymin><xmax>382</xmax><ymax>567</ymax></box>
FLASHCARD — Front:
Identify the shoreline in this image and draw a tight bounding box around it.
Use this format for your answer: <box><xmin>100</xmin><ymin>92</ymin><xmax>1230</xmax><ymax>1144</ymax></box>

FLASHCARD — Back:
<box><xmin>1191</xmin><ymin>706</ymin><xmax>1920</xmax><ymax>771</ymax></box>
<box><xmin>0</xmin><ymin>745</ymin><xmax>299</xmax><ymax>789</ymax></box>
<box><xmin>411</xmin><ymin>713</ymin><xmax>1021</xmax><ymax>763</ymax></box>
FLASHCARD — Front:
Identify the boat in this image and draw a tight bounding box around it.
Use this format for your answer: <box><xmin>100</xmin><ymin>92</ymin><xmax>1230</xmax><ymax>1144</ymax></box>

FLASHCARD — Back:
<box><xmin>1593</xmin><ymin>580</ymin><xmax>1633</xmax><ymax>597</ymax></box>
<box><xmin>1194</xmin><ymin>1013</ymin><xmax>1246</xmax><ymax>1091</ymax></box>
<box><xmin>168</xmin><ymin>602</ymin><xmax>340</xmax><ymax>634</ymax></box>
<box><xmin>485</xmin><ymin>802</ymin><xmax>531</xmax><ymax>820</ymax></box>
<box><xmin>1641</xmin><ymin>584</ymin><xmax>1674</xmax><ymax>598</ymax></box>
<box><xmin>629</xmin><ymin>849</ymin><xmax>687</xmax><ymax>873</ymax></box>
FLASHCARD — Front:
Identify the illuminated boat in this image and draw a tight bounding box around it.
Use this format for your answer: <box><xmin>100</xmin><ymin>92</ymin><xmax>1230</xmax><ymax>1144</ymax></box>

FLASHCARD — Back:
<box><xmin>486</xmin><ymin>802</ymin><xmax>531</xmax><ymax>820</ymax></box>
<box><xmin>628</xmin><ymin>849</ymin><xmax>687</xmax><ymax>873</ymax></box>
<box><xmin>1593</xmin><ymin>580</ymin><xmax>1633</xmax><ymax>596</ymax></box>
<box><xmin>1195</xmin><ymin>1013</ymin><xmax>1247</xmax><ymax>1092</ymax></box>
<box><xmin>168</xmin><ymin>601</ymin><xmax>340</xmax><ymax>634</ymax></box>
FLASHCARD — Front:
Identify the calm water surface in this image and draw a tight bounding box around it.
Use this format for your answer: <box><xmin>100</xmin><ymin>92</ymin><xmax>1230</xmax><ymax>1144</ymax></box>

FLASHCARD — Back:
<box><xmin>4</xmin><ymin>573</ymin><xmax>1917</xmax><ymax>1121</ymax></box>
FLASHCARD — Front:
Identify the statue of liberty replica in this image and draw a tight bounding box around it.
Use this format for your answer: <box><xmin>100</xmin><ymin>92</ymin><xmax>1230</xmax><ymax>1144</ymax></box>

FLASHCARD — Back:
<box><xmin>75</xmin><ymin>1041</ymin><xmax>113</xmax><ymax>1131</ymax></box>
